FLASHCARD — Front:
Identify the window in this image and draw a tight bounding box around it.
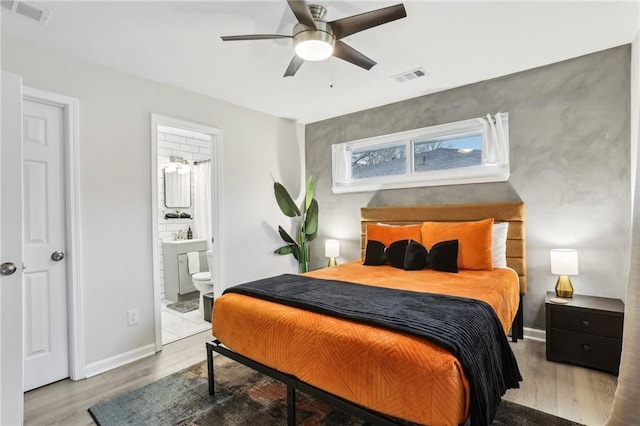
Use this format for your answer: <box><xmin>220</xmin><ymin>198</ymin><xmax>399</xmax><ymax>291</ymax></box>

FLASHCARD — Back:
<box><xmin>351</xmin><ymin>143</ymin><xmax>406</xmax><ymax>179</ymax></box>
<box><xmin>332</xmin><ymin>113</ymin><xmax>509</xmax><ymax>193</ymax></box>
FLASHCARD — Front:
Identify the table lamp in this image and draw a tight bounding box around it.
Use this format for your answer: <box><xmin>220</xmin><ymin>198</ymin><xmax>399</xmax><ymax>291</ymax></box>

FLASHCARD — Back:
<box><xmin>550</xmin><ymin>248</ymin><xmax>578</xmax><ymax>298</ymax></box>
<box><xmin>325</xmin><ymin>239</ymin><xmax>340</xmax><ymax>267</ymax></box>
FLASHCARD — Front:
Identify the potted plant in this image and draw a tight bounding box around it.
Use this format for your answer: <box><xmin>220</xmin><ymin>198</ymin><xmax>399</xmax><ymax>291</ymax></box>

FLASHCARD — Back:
<box><xmin>273</xmin><ymin>176</ymin><xmax>318</xmax><ymax>273</ymax></box>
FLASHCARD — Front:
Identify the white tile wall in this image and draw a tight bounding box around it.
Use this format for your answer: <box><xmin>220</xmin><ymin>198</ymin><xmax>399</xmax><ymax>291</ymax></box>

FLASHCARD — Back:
<box><xmin>158</xmin><ymin>127</ymin><xmax>211</xmax><ymax>299</ymax></box>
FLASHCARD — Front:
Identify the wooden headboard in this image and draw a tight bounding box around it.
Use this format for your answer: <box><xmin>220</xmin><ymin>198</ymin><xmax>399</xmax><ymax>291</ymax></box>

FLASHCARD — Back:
<box><xmin>360</xmin><ymin>202</ymin><xmax>527</xmax><ymax>294</ymax></box>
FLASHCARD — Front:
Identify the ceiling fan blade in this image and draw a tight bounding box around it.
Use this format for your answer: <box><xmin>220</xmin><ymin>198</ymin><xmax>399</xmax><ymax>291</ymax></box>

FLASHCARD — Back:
<box><xmin>221</xmin><ymin>34</ymin><xmax>292</xmax><ymax>41</ymax></box>
<box><xmin>329</xmin><ymin>4</ymin><xmax>407</xmax><ymax>39</ymax></box>
<box><xmin>284</xmin><ymin>56</ymin><xmax>305</xmax><ymax>77</ymax></box>
<box><xmin>287</xmin><ymin>0</ymin><xmax>316</xmax><ymax>29</ymax></box>
<box><xmin>333</xmin><ymin>41</ymin><xmax>376</xmax><ymax>70</ymax></box>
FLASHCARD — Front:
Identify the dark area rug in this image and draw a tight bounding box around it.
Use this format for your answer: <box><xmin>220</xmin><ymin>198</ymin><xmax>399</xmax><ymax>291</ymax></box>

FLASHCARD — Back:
<box><xmin>166</xmin><ymin>298</ymin><xmax>199</xmax><ymax>314</ymax></box>
<box><xmin>89</xmin><ymin>356</ymin><xmax>583</xmax><ymax>426</ymax></box>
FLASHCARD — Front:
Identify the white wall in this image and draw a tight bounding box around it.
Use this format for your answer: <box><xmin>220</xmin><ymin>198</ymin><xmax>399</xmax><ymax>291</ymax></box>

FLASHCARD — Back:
<box><xmin>1</xmin><ymin>35</ymin><xmax>304</xmax><ymax>369</ymax></box>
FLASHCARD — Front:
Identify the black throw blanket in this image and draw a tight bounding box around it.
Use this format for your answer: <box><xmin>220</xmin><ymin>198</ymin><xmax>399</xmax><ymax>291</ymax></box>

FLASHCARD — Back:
<box><xmin>224</xmin><ymin>274</ymin><xmax>522</xmax><ymax>426</ymax></box>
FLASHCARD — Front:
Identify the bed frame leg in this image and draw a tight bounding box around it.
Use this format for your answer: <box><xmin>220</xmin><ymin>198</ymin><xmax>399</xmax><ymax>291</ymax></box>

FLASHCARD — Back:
<box><xmin>287</xmin><ymin>385</ymin><xmax>296</xmax><ymax>425</ymax></box>
<box><xmin>207</xmin><ymin>341</ymin><xmax>215</xmax><ymax>396</ymax></box>
<box><xmin>518</xmin><ymin>294</ymin><xmax>524</xmax><ymax>339</ymax></box>
<box><xmin>511</xmin><ymin>294</ymin><xmax>524</xmax><ymax>343</ymax></box>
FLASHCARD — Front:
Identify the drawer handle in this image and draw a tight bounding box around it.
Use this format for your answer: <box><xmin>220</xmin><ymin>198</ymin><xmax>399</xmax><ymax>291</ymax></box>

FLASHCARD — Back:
<box><xmin>581</xmin><ymin>343</ymin><xmax>592</xmax><ymax>353</ymax></box>
<box><xmin>581</xmin><ymin>320</ymin><xmax>590</xmax><ymax>328</ymax></box>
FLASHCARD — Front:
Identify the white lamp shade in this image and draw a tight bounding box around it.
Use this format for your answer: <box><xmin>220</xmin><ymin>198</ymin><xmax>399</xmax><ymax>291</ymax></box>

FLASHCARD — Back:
<box><xmin>325</xmin><ymin>239</ymin><xmax>340</xmax><ymax>258</ymax></box>
<box><xmin>550</xmin><ymin>249</ymin><xmax>579</xmax><ymax>275</ymax></box>
<box><xmin>295</xmin><ymin>40</ymin><xmax>334</xmax><ymax>61</ymax></box>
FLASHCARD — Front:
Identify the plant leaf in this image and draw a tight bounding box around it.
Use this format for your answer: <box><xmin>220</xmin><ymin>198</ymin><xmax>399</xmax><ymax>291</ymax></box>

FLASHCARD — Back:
<box><xmin>278</xmin><ymin>226</ymin><xmax>297</xmax><ymax>245</ymax></box>
<box><xmin>307</xmin><ymin>223</ymin><xmax>318</xmax><ymax>242</ymax></box>
<box><xmin>291</xmin><ymin>245</ymin><xmax>301</xmax><ymax>261</ymax></box>
<box><xmin>305</xmin><ymin>175</ymin><xmax>314</xmax><ymax>211</ymax></box>
<box><xmin>274</xmin><ymin>182</ymin><xmax>300</xmax><ymax>218</ymax></box>
<box><xmin>274</xmin><ymin>245</ymin><xmax>293</xmax><ymax>255</ymax></box>
<box><xmin>275</xmin><ymin>244</ymin><xmax>300</xmax><ymax>261</ymax></box>
<box><xmin>304</xmin><ymin>198</ymin><xmax>319</xmax><ymax>237</ymax></box>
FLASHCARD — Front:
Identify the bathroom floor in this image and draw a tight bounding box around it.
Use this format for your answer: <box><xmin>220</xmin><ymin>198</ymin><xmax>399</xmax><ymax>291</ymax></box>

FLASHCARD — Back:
<box><xmin>161</xmin><ymin>298</ymin><xmax>211</xmax><ymax>345</ymax></box>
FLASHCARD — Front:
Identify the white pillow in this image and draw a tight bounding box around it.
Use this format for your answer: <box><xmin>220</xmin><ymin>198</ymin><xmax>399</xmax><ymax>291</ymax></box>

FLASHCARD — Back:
<box><xmin>492</xmin><ymin>222</ymin><xmax>509</xmax><ymax>268</ymax></box>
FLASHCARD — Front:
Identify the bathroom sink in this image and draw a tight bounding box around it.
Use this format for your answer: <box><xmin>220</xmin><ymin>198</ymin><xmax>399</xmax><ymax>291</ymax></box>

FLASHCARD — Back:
<box><xmin>163</xmin><ymin>239</ymin><xmax>207</xmax><ymax>244</ymax></box>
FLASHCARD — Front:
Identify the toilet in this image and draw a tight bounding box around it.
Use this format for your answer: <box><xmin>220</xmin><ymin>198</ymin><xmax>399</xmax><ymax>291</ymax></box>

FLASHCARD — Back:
<box><xmin>192</xmin><ymin>250</ymin><xmax>214</xmax><ymax>313</ymax></box>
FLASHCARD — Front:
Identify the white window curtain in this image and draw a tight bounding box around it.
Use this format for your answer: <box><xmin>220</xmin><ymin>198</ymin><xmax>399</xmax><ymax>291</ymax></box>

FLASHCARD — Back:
<box><xmin>194</xmin><ymin>161</ymin><xmax>212</xmax><ymax>250</ymax></box>
<box><xmin>478</xmin><ymin>112</ymin><xmax>509</xmax><ymax>165</ymax></box>
<box><xmin>332</xmin><ymin>143</ymin><xmax>351</xmax><ymax>185</ymax></box>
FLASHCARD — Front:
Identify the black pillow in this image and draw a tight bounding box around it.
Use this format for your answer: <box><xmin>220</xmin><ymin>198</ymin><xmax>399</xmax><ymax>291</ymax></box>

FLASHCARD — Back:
<box><xmin>386</xmin><ymin>239</ymin><xmax>410</xmax><ymax>269</ymax></box>
<box><xmin>404</xmin><ymin>240</ymin><xmax>428</xmax><ymax>270</ymax></box>
<box><xmin>363</xmin><ymin>240</ymin><xmax>386</xmax><ymax>266</ymax></box>
<box><xmin>428</xmin><ymin>239</ymin><xmax>459</xmax><ymax>273</ymax></box>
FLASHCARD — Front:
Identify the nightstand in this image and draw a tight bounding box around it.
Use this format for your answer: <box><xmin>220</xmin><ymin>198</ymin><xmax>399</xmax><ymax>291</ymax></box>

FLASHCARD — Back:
<box><xmin>545</xmin><ymin>291</ymin><xmax>624</xmax><ymax>375</ymax></box>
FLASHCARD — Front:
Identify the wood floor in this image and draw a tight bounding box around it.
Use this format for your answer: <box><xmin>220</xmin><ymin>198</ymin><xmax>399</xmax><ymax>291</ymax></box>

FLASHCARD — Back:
<box><xmin>504</xmin><ymin>337</ymin><xmax>617</xmax><ymax>425</ymax></box>
<box><xmin>24</xmin><ymin>331</ymin><xmax>213</xmax><ymax>426</ymax></box>
<box><xmin>24</xmin><ymin>333</ymin><xmax>617</xmax><ymax>425</ymax></box>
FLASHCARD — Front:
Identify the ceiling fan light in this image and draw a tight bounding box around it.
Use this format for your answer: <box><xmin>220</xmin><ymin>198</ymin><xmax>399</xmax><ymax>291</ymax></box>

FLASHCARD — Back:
<box><xmin>293</xmin><ymin>22</ymin><xmax>336</xmax><ymax>62</ymax></box>
<box><xmin>295</xmin><ymin>39</ymin><xmax>333</xmax><ymax>61</ymax></box>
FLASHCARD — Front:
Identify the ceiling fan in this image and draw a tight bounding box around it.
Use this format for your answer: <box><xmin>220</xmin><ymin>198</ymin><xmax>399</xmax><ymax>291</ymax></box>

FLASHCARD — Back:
<box><xmin>221</xmin><ymin>0</ymin><xmax>407</xmax><ymax>77</ymax></box>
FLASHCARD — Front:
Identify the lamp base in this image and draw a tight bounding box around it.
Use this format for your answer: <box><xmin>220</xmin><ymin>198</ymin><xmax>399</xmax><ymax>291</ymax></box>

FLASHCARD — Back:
<box><xmin>327</xmin><ymin>257</ymin><xmax>337</xmax><ymax>267</ymax></box>
<box><xmin>555</xmin><ymin>275</ymin><xmax>574</xmax><ymax>298</ymax></box>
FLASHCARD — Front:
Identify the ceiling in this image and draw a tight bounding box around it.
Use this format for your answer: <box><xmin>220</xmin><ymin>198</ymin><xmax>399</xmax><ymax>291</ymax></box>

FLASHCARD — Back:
<box><xmin>2</xmin><ymin>1</ymin><xmax>638</xmax><ymax>123</ymax></box>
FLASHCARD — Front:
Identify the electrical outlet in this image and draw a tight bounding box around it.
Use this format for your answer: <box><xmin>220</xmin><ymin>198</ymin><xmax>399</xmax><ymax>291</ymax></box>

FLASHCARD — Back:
<box><xmin>127</xmin><ymin>308</ymin><xmax>140</xmax><ymax>326</ymax></box>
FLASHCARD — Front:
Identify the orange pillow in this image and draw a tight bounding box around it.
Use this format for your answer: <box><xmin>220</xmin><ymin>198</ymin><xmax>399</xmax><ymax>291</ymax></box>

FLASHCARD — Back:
<box><xmin>421</xmin><ymin>218</ymin><xmax>494</xmax><ymax>270</ymax></box>
<box><xmin>366</xmin><ymin>223</ymin><xmax>422</xmax><ymax>247</ymax></box>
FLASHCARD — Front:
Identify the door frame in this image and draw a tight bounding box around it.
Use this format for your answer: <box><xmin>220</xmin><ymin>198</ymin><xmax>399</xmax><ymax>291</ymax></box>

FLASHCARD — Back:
<box><xmin>150</xmin><ymin>114</ymin><xmax>224</xmax><ymax>352</ymax></box>
<box><xmin>23</xmin><ymin>87</ymin><xmax>85</xmax><ymax>380</ymax></box>
<box><xmin>1</xmin><ymin>70</ymin><xmax>24</xmax><ymax>425</ymax></box>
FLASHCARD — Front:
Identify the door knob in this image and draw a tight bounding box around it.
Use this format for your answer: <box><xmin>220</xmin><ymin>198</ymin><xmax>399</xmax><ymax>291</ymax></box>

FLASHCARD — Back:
<box><xmin>51</xmin><ymin>251</ymin><xmax>65</xmax><ymax>261</ymax></box>
<box><xmin>1</xmin><ymin>262</ymin><xmax>17</xmax><ymax>275</ymax></box>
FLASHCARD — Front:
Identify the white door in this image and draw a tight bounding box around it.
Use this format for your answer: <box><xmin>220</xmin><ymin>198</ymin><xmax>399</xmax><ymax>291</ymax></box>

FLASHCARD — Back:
<box><xmin>1</xmin><ymin>72</ymin><xmax>24</xmax><ymax>425</ymax></box>
<box><xmin>22</xmin><ymin>99</ymin><xmax>69</xmax><ymax>391</ymax></box>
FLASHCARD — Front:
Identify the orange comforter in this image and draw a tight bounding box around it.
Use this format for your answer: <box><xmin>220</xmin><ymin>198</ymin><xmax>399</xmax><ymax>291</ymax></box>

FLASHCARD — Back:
<box><xmin>212</xmin><ymin>262</ymin><xmax>520</xmax><ymax>426</ymax></box>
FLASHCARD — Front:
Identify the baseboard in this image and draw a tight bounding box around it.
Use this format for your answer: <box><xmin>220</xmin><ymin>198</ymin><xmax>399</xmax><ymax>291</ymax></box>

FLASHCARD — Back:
<box><xmin>83</xmin><ymin>343</ymin><xmax>156</xmax><ymax>378</ymax></box>
<box><xmin>523</xmin><ymin>327</ymin><xmax>546</xmax><ymax>342</ymax></box>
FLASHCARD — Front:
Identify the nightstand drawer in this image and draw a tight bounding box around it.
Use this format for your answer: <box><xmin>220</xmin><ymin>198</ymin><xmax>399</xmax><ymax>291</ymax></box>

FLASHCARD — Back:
<box><xmin>549</xmin><ymin>328</ymin><xmax>622</xmax><ymax>374</ymax></box>
<box><xmin>551</xmin><ymin>308</ymin><xmax>623</xmax><ymax>339</ymax></box>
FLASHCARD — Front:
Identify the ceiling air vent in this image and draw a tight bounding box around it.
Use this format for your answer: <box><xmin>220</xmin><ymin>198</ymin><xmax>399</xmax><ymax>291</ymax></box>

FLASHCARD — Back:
<box><xmin>1</xmin><ymin>1</ymin><xmax>52</xmax><ymax>25</ymax></box>
<box><xmin>391</xmin><ymin>67</ymin><xmax>428</xmax><ymax>83</ymax></box>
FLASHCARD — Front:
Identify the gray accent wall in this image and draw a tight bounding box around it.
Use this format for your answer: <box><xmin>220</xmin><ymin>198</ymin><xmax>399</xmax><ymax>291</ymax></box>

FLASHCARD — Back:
<box><xmin>305</xmin><ymin>45</ymin><xmax>631</xmax><ymax>330</ymax></box>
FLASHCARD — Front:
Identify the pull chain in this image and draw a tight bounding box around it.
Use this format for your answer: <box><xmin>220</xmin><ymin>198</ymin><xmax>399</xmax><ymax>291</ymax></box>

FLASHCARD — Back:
<box><xmin>329</xmin><ymin>57</ymin><xmax>334</xmax><ymax>88</ymax></box>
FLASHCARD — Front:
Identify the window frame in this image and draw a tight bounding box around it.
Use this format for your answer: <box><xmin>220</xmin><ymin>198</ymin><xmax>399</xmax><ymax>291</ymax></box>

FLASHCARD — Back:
<box><xmin>331</xmin><ymin>114</ymin><xmax>509</xmax><ymax>194</ymax></box>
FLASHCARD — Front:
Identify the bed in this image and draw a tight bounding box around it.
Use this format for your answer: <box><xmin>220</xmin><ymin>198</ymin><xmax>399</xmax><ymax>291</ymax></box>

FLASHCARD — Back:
<box><xmin>208</xmin><ymin>201</ymin><xmax>526</xmax><ymax>426</ymax></box>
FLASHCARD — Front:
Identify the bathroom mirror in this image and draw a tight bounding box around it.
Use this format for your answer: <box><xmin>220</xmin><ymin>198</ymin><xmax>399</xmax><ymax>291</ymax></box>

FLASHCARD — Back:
<box><xmin>164</xmin><ymin>166</ymin><xmax>191</xmax><ymax>208</ymax></box>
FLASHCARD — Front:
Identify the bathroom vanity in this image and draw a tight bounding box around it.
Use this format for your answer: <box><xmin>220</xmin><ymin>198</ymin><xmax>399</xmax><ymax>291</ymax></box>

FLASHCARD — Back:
<box><xmin>163</xmin><ymin>239</ymin><xmax>208</xmax><ymax>302</ymax></box>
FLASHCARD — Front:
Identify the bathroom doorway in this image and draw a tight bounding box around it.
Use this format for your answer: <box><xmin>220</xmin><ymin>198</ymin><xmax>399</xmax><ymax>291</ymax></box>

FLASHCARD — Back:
<box><xmin>150</xmin><ymin>115</ymin><xmax>223</xmax><ymax>349</ymax></box>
